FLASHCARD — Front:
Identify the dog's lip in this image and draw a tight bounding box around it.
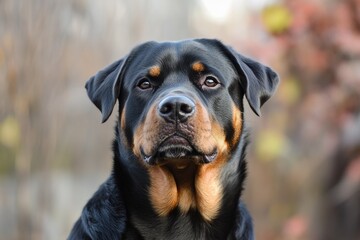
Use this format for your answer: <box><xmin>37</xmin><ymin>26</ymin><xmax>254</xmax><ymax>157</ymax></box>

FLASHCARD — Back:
<box><xmin>140</xmin><ymin>147</ymin><xmax>156</xmax><ymax>165</ymax></box>
<box><xmin>203</xmin><ymin>150</ymin><xmax>218</xmax><ymax>163</ymax></box>
<box><xmin>158</xmin><ymin>134</ymin><xmax>193</xmax><ymax>152</ymax></box>
<box><xmin>141</xmin><ymin>150</ymin><xmax>218</xmax><ymax>166</ymax></box>
<box><xmin>140</xmin><ymin>134</ymin><xmax>218</xmax><ymax>165</ymax></box>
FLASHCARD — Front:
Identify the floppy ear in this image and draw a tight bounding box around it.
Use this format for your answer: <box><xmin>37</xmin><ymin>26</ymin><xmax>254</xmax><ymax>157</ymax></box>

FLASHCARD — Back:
<box><xmin>85</xmin><ymin>57</ymin><xmax>127</xmax><ymax>123</ymax></box>
<box><xmin>223</xmin><ymin>46</ymin><xmax>279</xmax><ymax>116</ymax></box>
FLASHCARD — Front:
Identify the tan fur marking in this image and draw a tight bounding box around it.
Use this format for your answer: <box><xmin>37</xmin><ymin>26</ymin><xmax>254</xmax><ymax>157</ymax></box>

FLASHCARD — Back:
<box><xmin>232</xmin><ymin>105</ymin><xmax>242</xmax><ymax>146</ymax></box>
<box><xmin>191</xmin><ymin>101</ymin><xmax>228</xmax><ymax>220</ymax></box>
<box><xmin>195</xmin><ymin>115</ymin><xmax>229</xmax><ymax>221</ymax></box>
<box><xmin>120</xmin><ymin>107</ymin><xmax>126</xmax><ymax>130</ymax></box>
<box><xmin>132</xmin><ymin>123</ymin><xmax>144</xmax><ymax>158</ymax></box>
<box><xmin>191</xmin><ymin>101</ymin><xmax>228</xmax><ymax>154</ymax></box>
<box><xmin>178</xmin><ymin>185</ymin><xmax>196</xmax><ymax>213</ymax></box>
<box><xmin>133</xmin><ymin>106</ymin><xmax>160</xmax><ymax>158</ymax></box>
<box><xmin>210</xmin><ymin>121</ymin><xmax>228</xmax><ymax>155</ymax></box>
<box><xmin>149</xmin><ymin>65</ymin><xmax>161</xmax><ymax>77</ymax></box>
<box><xmin>192</xmin><ymin>61</ymin><xmax>205</xmax><ymax>72</ymax></box>
<box><xmin>192</xmin><ymin>102</ymin><xmax>217</xmax><ymax>154</ymax></box>
<box><xmin>195</xmin><ymin>163</ymin><xmax>223</xmax><ymax>221</ymax></box>
<box><xmin>148</xmin><ymin>166</ymin><xmax>178</xmax><ymax>216</ymax></box>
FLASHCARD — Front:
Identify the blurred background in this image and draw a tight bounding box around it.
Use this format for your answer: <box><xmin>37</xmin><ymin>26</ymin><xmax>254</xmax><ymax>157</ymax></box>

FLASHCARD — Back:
<box><xmin>1</xmin><ymin>0</ymin><xmax>360</xmax><ymax>239</ymax></box>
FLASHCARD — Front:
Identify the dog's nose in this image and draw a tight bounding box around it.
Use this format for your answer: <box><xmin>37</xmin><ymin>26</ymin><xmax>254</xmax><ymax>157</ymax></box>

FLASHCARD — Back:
<box><xmin>158</xmin><ymin>96</ymin><xmax>195</xmax><ymax>122</ymax></box>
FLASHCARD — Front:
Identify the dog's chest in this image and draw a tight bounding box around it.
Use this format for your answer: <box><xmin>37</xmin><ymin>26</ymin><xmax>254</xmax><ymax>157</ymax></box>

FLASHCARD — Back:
<box><xmin>127</xmin><ymin>212</ymin><xmax>225</xmax><ymax>240</ymax></box>
<box><xmin>148</xmin><ymin>163</ymin><xmax>224</xmax><ymax>222</ymax></box>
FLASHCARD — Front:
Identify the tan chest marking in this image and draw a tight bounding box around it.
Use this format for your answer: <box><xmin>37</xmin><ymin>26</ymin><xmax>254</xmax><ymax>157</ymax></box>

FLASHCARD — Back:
<box><xmin>178</xmin><ymin>184</ymin><xmax>197</xmax><ymax>213</ymax></box>
<box><xmin>148</xmin><ymin>163</ymin><xmax>224</xmax><ymax>221</ymax></box>
<box><xmin>195</xmin><ymin>164</ymin><xmax>223</xmax><ymax>221</ymax></box>
<box><xmin>148</xmin><ymin>166</ymin><xmax>178</xmax><ymax>216</ymax></box>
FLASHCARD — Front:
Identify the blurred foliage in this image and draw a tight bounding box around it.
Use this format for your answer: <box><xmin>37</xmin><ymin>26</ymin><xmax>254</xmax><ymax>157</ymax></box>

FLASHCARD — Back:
<box><xmin>0</xmin><ymin>0</ymin><xmax>360</xmax><ymax>239</ymax></box>
<box><xmin>262</xmin><ymin>5</ymin><xmax>292</xmax><ymax>35</ymax></box>
<box><xmin>256</xmin><ymin>129</ymin><xmax>286</xmax><ymax>162</ymax></box>
<box><xmin>0</xmin><ymin>116</ymin><xmax>20</xmax><ymax>149</ymax></box>
<box><xmin>257</xmin><ymin>0</ymin><xmax>360</xmax><ymax>239</ymax></box>
<box><xmin>277</xmin><ymin>77</ymin><xmax>301</xmax><ymax>105</ymax></box>
<box><xmin>0</xmin><ymin>116</ymin><xmax>19</xmax><ymax>174</ymax></box>
<box><xmin>0</xmin><ymin>145</ymin><xmax>15</xmax><ymax>174</ymax></box>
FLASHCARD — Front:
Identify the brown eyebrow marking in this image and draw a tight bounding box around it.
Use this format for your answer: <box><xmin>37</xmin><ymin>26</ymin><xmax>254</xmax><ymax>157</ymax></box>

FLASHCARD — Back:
<box><xmin>192</xmin><ymin>61</ymin><xmax>205</xmax><ymax>72</ymax></box>
<box><xmin>149</xmin><ymin>65</ymin><xmax>161</xmax><ymax>77</ymax></box>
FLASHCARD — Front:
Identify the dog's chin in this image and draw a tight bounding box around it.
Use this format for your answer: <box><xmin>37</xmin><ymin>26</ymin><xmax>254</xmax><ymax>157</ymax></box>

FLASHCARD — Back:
<box><xmin>157</xmin><ymin>145</ymin><xmax>194</xmax><ymax>159</ymax></box>
<box><xmin>140</xmin><ymin>137</ymin><xmax>218</xmax><ymax>166</ymax></box>
<box><xmin>142</xmin><ymin>145</ymin><xmax>217</xmax><ymax>168</ymax></box>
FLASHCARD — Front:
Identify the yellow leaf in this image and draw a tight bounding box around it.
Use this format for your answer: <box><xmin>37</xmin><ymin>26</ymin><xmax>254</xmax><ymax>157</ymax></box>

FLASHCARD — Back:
<box><xmin>262</xmin><ymin>5</ymin><xmax>292</xmax><ymax>34</ymax></box>
<box><xmin>0</xmin><ymin>116</ymin><xmax>20</xmax><ymax>148</ymax></box>
<box><xmin>256</xmin><ymin>129</ymin><xmax>285</xmax><ymax>162</ymax></box>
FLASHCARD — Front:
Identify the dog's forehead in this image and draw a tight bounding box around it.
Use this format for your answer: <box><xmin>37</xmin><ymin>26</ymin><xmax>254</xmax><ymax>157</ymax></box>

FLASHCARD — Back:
<box><xmin>129</xmin><ymin>40</ymin><xmax>233</xmax><ymax>73</ymax></box>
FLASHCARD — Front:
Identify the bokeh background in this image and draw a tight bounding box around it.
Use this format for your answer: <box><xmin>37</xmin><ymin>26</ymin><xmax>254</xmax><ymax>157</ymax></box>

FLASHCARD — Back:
<box><xmin>1</xmin><ymin>0</ymin><xmax>360</xmax><ymax>239</ymax></box>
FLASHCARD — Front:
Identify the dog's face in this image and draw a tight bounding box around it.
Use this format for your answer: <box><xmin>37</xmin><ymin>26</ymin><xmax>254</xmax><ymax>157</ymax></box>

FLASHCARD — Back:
<box><xmin>85</xmin><ymin>39</ymin><xmax>278</xmax><ymax>220</ymax></box>
<box><xmin>122</xmin><ymin>41</ymin><xmax>245</xmax><ymax>169</ymax></box>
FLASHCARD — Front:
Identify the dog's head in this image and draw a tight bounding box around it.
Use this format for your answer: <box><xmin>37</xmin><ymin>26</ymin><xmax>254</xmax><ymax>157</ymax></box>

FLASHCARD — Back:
<box><xmin>86</xmin><ymin>39</ymin><xmax>279</xmax><ymax>169</ymax></box>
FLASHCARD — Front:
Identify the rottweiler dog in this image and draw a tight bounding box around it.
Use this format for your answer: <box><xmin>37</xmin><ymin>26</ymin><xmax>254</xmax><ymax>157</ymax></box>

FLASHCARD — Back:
<box><xmin>68</xmin><ymin>39</ymin><xmax>279</xmax><ymax>240</ymax></box>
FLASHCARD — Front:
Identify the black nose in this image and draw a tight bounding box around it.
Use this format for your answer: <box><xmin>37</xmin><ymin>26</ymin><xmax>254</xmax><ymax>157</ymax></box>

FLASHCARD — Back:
<box><xmin>158</xmin><ymin>96</ymin><xmax>195</xmax><ymax>122</ymax></box>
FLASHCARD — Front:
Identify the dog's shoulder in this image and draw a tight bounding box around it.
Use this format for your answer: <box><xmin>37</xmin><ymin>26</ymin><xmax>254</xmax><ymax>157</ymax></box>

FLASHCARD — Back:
<box><xmin>68</xmin><ymin>177</ymin><xmax>127</xmax><ymax>240</ymax></box>
<box><xmin>230</xmin><ymin>202</ymin><xmax>254</xmax><ymax>240</ymax></box>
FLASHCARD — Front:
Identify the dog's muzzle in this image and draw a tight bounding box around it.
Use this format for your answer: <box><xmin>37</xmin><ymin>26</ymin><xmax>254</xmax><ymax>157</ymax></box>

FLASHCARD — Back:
<box><xmin>140</xmin><ymin>94</ymin><xmax>217</xmax><ymax>166</ymax></box>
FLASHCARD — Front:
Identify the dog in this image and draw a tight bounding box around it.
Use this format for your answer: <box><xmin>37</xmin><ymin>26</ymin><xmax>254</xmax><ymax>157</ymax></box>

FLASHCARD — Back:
<box><xmin>68</xmin><ymin>39</ymin><xmax>279</xmax><ymax>240</ymax></box>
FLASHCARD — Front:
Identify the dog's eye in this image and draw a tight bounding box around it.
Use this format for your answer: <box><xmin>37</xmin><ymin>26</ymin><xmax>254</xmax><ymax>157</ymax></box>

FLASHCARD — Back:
<box><xmin>203</xmin><ymin>76</ymin><xmax>219</xmax><ymax>88</ymax></box>
<box><xmin>137</xmin><ymin>79</ymin><xmax>152</xmax><ymax>90</ymax></box>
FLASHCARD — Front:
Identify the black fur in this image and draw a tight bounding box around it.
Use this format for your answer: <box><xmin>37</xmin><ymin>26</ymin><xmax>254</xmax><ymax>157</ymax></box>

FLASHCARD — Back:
<box><xmin>68</xmin><ymin>39</ymin><xmax>279</xmax><ymax>240</ymax></box>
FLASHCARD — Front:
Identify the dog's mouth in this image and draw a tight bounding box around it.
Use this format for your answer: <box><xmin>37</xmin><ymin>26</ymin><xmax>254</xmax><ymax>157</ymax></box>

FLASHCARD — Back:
<box><xmin>140</xmin><ymin>134</ymin><xmax>217</xmax><ymax>166</ymax></box>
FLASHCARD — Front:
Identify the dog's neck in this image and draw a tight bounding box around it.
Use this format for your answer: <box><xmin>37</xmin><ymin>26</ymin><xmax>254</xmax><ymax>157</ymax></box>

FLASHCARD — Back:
<box><xmin>112</xmin><ymin>125</ymin><xmax>249</xmax><ymax>237</ymax></box>
<box><xmin>146</xmin><ymin>158</ymin><xmax>225</xmax><ymax>221</ymax></box>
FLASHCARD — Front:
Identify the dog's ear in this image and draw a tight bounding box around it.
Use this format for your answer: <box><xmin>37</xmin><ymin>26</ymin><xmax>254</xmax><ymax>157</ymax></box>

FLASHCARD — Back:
<box><xmin>219</xmin><ymin>43</ymin><xmax>279</xmax><ymax>116</ymax></box>
<box><xmin>85</xmin><ymin>57</ymin><xmax>128</xmax><ymax>123</ymax></box>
